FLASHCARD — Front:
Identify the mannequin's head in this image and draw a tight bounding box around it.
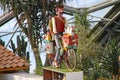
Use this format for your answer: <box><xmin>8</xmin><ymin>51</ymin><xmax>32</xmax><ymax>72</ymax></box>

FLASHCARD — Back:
<box><xmin>55</xmin><ymin>5</ymin><xmax>64</xmax><ymax>15</ymax></box>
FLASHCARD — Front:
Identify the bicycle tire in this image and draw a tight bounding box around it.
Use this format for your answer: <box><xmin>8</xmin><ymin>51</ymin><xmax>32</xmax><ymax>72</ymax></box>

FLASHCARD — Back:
<box><xmin>65</xmin><ymin>49</ymin><xmax>77</xmax><ymax>71</ymax></box>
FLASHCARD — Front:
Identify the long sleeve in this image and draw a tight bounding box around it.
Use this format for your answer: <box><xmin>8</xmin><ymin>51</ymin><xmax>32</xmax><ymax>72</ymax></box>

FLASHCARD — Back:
<box><xmin>48</xmin><ymin>19</ymin><xmax>53</xmax><ymax>33</ymax></box>
<box><xmin>52</xmin><ymin>17</ymin><xmax>57</xmax><ymax>33</ymax></box>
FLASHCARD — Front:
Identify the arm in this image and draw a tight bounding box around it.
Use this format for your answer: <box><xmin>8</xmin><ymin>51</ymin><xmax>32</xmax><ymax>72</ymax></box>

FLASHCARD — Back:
<box><xmin>48</xmin><ymin>19</ymin><xmax>53</xmax><ymax>33</ymax></box>
<box><xmin>52</xmin><ymin>17</ymin><xmax>57</xmax><ymax>33</ymax></box>
<box><xmin>65</xmin><ymin>18</ymin><xmax>69</xmax><ymax>29</ymax></box>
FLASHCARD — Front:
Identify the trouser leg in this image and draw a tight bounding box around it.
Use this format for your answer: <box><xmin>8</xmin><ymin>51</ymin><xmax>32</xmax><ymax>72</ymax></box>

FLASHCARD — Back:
<box><xmin>54</xmin><ymin>34</ymin><xmax>61</xmax><ymax>61</ymax></box>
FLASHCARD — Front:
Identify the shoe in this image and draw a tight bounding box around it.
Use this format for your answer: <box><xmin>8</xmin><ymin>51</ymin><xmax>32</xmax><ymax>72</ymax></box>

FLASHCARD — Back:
<box><xmin>53</xmin><ymin>61</ymin><xmax>59</xmax><ymax>68</ymax></box>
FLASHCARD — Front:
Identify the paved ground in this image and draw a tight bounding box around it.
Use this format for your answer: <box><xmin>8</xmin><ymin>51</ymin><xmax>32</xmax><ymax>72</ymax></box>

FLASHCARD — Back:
<box><xmin>0</xmin><ymin>72</ymin><xmax>43</xmax><ymax>80</ymax></box>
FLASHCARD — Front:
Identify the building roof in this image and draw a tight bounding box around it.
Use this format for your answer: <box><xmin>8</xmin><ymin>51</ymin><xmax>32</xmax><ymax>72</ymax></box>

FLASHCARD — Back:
<box><xmin>90</xmin><ymin>4</ymin><xmax>120</xmax><ymax>45</ymax></box>
<box><xmin>0</xmin><ymin>45</ymin><xmax>29</xmax><ymax>72</ymax></box>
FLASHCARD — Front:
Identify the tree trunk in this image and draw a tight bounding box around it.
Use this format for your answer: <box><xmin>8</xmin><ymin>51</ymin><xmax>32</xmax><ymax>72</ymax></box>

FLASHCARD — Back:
<box><xmin>33</xmin><ymin>47</ymin><xmax>43</xmax><ymax>75</ymax></box>
<box><xmin>12</xmin><ymin>10</ymin><xmax>43</xmax><ymax>75</ymax></box>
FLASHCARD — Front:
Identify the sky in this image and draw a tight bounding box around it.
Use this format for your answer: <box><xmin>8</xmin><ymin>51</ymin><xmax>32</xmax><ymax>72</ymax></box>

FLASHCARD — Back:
<box><xmin>0</xmin><ymin>0</ymin><xmax>112</xmax><ymax>74</ymax></box>
<box><xmin>66</xmin><ymin>0</ymin><xmax>109</xmax><ymax>8</ymax></box>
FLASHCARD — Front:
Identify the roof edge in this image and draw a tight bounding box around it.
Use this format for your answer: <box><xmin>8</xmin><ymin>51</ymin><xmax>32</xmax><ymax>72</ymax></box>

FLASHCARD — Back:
<box><xmin>0</xmin><ymin>66</ymin><xmax>29</xmax><ymax>73</ymax></box>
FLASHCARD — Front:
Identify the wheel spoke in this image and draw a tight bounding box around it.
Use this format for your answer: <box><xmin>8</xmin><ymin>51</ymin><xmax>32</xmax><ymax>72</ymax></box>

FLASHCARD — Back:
<box><xmin>65</xmin><ymin>49</ymin><xmax>76</xmax><ymax>71</ymax></box>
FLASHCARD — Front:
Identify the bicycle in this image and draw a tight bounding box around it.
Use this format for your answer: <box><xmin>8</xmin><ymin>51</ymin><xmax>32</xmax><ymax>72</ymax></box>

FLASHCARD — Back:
<box><xmin>44</xmin><ymin>32</ymin><xmax>78</xmax><ymax>71</ymax></box>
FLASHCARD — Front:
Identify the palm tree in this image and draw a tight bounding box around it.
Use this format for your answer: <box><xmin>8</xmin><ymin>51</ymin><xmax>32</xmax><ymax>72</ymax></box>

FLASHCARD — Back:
<box><xmin>0</xmin><ymin>0</ymin><xmax>65</xmax><ymax>75</ymax></box>
<box><xmin>9</xmin><ymin>35</ymin><xmax>29</xmax><ymax>61</ymax></box>
<box><xmin>100</xmin><ymin>39</ymin><xmax>120</xmax><ymax>80</ymax></box>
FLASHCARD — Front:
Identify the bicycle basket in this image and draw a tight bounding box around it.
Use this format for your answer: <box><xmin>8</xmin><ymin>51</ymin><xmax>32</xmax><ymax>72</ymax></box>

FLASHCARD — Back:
<box><xmin>62</xmin><ymin>34</ymin><xmax>78</xmax><ymax>49</ymax></box>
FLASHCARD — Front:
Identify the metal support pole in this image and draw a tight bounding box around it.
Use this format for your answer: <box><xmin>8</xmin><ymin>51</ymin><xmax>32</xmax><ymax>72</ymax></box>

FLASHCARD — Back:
<box><xmin>87</xmin><ymin>0</ymin><xmax>120</xmax><ymax>13</ymax></box>
<box><xmin>92</xmin><ymin>11</ymin><xmax>120</xmax><ymax>40</ymax></box>
<box><xmin>0</xmin><ymin>10</ymin><xmax>14</xmax><ymax>26</ymax></box>
<box><xmin>0</xmin><ymin>0</ymin><xmax>120</xmax><ymax>27</ymax></box>
<box><xmin>64</xmin><ymin>0</ymin><xmax>120</xmax><ymax>14</ymax></box>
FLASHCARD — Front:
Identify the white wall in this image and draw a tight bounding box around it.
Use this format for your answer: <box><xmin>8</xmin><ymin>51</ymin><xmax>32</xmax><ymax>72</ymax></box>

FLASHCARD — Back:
<box><xmin>66</xmin><ymin>71</ymin><xmax>83</xmax><ymax>80</ymax></box>
<box><xmin>0</xmin><ymin>72</ymin><xmax>43</xmax><ymax>80</ymax></box>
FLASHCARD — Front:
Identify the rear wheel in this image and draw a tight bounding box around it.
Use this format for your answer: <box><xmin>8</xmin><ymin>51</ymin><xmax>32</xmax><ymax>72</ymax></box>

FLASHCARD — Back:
<box><xmin>65</xmin><ymin>49</ymin><xmax>76</xmax><ymax>71</ymax></box>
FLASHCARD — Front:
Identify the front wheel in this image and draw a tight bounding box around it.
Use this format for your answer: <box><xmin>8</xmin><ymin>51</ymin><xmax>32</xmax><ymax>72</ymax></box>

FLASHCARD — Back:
<box><xmin>65</xmin><ymin>49</ymin><xmax>77</xmax><ymax>71</ymax></box>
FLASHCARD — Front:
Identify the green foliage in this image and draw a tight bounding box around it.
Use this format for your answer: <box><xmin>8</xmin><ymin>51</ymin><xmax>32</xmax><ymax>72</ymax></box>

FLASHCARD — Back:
<box><xmin>0</xmin><ymin>38</ymin><xmax>5</xmax><ymax>46</ymax></box>
<box><xmin>9</xmin><ymin>35</ymin><xmax>29</xmax><ymax>61</ymax></box>
<box><xmin>9</xmin><ymin>40</ymin><xmax>16</xmax><ymax>53</ymax></box>
<box><xmin>35</xmin><ymin>60</ymin><xmax>43</xmax><ymax>75</ymax></box>
<box><xmin>75</xmin><ymin>10</ymin><xmax>89</xmax><ymax>29</ymax></box>
<box><xmin>74</xmin><ymin>12</ymin><xmax>103</xmax><ymax>67</ymax></box>
<box><xmin>74</xmin><ymin>11</ymin><xmax>107</xmax><ymax>80</ymax></box>
<box><xmin>100</xmin><ymin>39</ymin><xmax>120</xmax><ymax>79</ymax></box>
<box><xmin>73</xmin><ymin>8</ymin><xmax>120</xmax><ymax>80</ymax></box>
<box><xmin>75</xmin><ymin>13</ymin><xmax>120</xmax><ymax>79</ymax></box>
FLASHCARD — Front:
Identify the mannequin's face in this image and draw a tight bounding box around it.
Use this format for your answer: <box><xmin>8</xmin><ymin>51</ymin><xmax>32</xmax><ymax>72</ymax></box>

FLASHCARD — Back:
<box><xmin>56</xmin><ymin>8</ymin><xmax>64</xmax><ymax>15</ymax></box>
<box><xmin>57</xmin><ymin>8</ymin><xmax>64</xmax><ymax>13</ymax></box>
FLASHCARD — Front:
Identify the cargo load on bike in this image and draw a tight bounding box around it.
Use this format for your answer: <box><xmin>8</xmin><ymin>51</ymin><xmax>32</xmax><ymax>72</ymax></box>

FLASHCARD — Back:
<box><xmin>62</xmin><ymin>33</ymin><xmax>78</xmax><ymax>49</ymax></box>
